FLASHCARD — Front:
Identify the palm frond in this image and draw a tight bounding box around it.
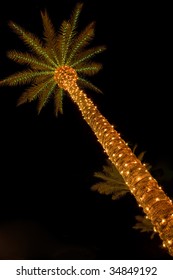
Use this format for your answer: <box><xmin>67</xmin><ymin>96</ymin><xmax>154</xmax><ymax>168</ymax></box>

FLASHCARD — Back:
<box><xmin>76</xmin><ymin>62</ymin><xmax>102</xmax><ymax>76</ymax></box>
<box><xmin>0</xmin><ymin>70</ymin><xmax>52</xmax><ymax>87</ymax></box>
<box><xmin>54</xmin><ymin>87</ymin><xmax>64</xmax><ymax>116</ymax></box>
<box><xmin>57</xmin><ymin>20</ymin><xmax>71</xmax><ymax>65</ymax></box>
<box><xmin>37</xmin><ymin>81</ymin><xmax>56</xmax><ymax>113</ymax></box>
<box><xmin>61</xmin><ymin>2</ymin><xmax>83</xmax><ymax>64</ymax></box>
<box><xmin>77</xmin><ymin>77</ymin><xmax>103</xmax><ymax>93</ymax></box>
<box><xmin>133</xmin><ymin>215</ymin><xmax>156</xmax><ymax>239</ymax></box>
<box><xmin>137</xmin><ymin>151</ymin><xmax>146</xmax><ymax>161</ymax></box>
<box><xmin>132</xmin><ymin>144</ymin><xmax>152</xmax><ymax>170</ymax></box>
<box><xmin>41</xmin><ymin>10</ymin><xmax>60</xmax><ymax>65</ymax></box>
<box><xmin>66</xmin><ymin>22</ymin><xmax>95</xmax><ymax>64</ymax></box>
<box><xmin>91</xmin><ymin>181</ymin><xmax>129</xmax><ymax>200</ymax></box>
<box><xmin>71</xmin><ymin>46</ymin><xmax>106</xmax><ymax>68</ymax></box>
<box><xmin>7</xmin><ymin>50</ymin><xmax>55</xmax><ymax>70</ymax></box>
<box><xmin>91</xmin><ymin>159</ymin><xmax>130</xmax><ymax>200</ymax></box>
<box><xmin>17</xmin><ymin>77</ymin><xmax>55</xmax><ymax>105</ymax></box>
<box><xmin>9</xmin><ymin>21</ymin><xmax>57</xmax><ymax>67</ymax></box>
<box><xmin>69</xmin><ymin>2</ymin><xmax>83</xmax><ymax>33</ymax></box>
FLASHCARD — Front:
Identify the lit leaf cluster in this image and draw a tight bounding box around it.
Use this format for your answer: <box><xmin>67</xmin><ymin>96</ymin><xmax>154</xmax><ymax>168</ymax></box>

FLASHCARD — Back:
<box><xmin>0</xmin><ymin>2</ymin><xmax>106</xmax><ymax>115</ymax></box>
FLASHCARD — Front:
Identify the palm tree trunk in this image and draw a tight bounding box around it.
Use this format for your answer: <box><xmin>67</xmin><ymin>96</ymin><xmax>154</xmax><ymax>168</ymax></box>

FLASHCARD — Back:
<box><xmin>55</xmin><ymin>67</ymin><xmax>173</xmax><ymax>256</ymax></box>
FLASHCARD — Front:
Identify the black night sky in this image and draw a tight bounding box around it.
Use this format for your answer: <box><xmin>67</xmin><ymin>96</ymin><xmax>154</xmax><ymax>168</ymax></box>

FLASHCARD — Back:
<box><xmin>0</xmin><ymin>0</ymin><xmax>173</xmax><ymax>260</ymax></box>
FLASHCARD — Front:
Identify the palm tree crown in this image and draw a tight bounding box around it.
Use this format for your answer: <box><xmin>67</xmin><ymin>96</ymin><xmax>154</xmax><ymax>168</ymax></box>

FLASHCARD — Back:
<box><xmin>0</xmin><ymin>2</ymin><xmax>106</xmax><ymax>115</ymax></box>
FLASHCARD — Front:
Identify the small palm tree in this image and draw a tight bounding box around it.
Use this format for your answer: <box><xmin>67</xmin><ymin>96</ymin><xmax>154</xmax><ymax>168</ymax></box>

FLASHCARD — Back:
<box><xmin>1</xmin><ymin>2</ymin><xmax>173</xmax><ymax>256</ymax></box>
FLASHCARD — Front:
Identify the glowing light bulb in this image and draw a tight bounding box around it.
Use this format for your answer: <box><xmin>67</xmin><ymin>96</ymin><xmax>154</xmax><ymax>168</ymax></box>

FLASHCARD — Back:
<box><xmin>161</xmin><ymin>219</ymin><xmax>166</xmax><ymax>224</ymax></box>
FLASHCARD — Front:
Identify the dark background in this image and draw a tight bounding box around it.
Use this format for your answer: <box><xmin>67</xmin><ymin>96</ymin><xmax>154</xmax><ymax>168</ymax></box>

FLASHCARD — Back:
<box><xmin>0</xmin><ymin>0</ymin><xmax>173</xmax><ymax>259</ymax></box>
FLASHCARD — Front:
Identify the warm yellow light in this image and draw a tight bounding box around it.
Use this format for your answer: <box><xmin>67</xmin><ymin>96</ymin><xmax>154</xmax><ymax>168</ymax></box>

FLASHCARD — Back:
<box><xmin>63</xmin><ymin>70</ymin><xmax>173</xmax><ymax>256</ymax></box>
<box><xmin>161</xmin><ymin>219</ymin><xmax>166</xmax><ymax>224</ymax></box>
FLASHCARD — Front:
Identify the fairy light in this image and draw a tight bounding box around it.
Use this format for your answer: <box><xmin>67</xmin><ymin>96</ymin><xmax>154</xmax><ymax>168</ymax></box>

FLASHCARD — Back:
<box><xmin>161</xmin><ymin>219</ymin><xmax>166</xmax><ymax>224</ymax></box>
<box><xmin>54</xmin><ymin>65</ymin><xmax>173</xmax><ymax>256</ymax></box>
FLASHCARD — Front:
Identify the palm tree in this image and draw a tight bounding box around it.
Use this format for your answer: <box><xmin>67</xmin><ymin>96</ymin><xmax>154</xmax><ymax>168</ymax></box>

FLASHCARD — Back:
<box><xmin>1</xmin><ymin>2</ymin><xmax>173</xmax><ymax>256</ymax></box>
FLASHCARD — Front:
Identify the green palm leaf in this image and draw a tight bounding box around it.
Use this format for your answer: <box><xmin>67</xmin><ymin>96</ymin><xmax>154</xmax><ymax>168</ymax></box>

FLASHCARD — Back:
<box><xmin>54</xmin><ymin>87</ymin><xmax>64</xmax><ymax>116</ymax></box>
<box><xmin>37</xmin><ymin>81</ymin><xmax>56</xmax><ymax>113</ymax></box>
<box><xmin>66</xmin><ymin>22</ymin><xmax>95</xmax><ymax>64</ymax></box>
<box><xmin>71</xmin><ymin>46</ymin><xmax>106</xmax><ymax>68</ymax></box>
<box><xmin>17</xmin><ymin>77</ymin><xmax>55</xmax><ymax>105</ymax></box>
<box><xmin>0</xmin><ymin>70</ymin><xmax>52</xmax><ymax>86</ymax></box>
<box><xmin>77</xmin><ymin>77</ymin><xmax>103</xmax><ymax>94</ymax></box>
<box><xmin>8</xmin><ymin>21</ymin><xmax>57</xmax><ymax>67</ymax></box>
<box><xmin>133</xmin><ymin>215</ymin><xmax>156</xmax><ymax>239</ymax></box>
<box><xmin>91</xmin><ymin>159</ymin><xmax>130</xmax><ymax>200</ymax></box>
<box><xmin>76</xmin><ymin>62</ymin><xmax>102</xmax><ymax>75</ymax></box>
<box><xmin>41</xmin><ymin>10</ymin><xmax>60</xmax><ymax>65</ymax></box>
<box><xmin>7</xmin><ymin>50</ymin><xmax>54</xmax><ymax>70</ymax></box>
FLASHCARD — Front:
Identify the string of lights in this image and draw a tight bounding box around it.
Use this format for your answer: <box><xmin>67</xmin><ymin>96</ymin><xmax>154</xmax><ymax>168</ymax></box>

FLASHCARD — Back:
<box><xmin>55</xmin><ymin>66</ymin><xmax>173</xmax><ymax>256</ymax></box>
